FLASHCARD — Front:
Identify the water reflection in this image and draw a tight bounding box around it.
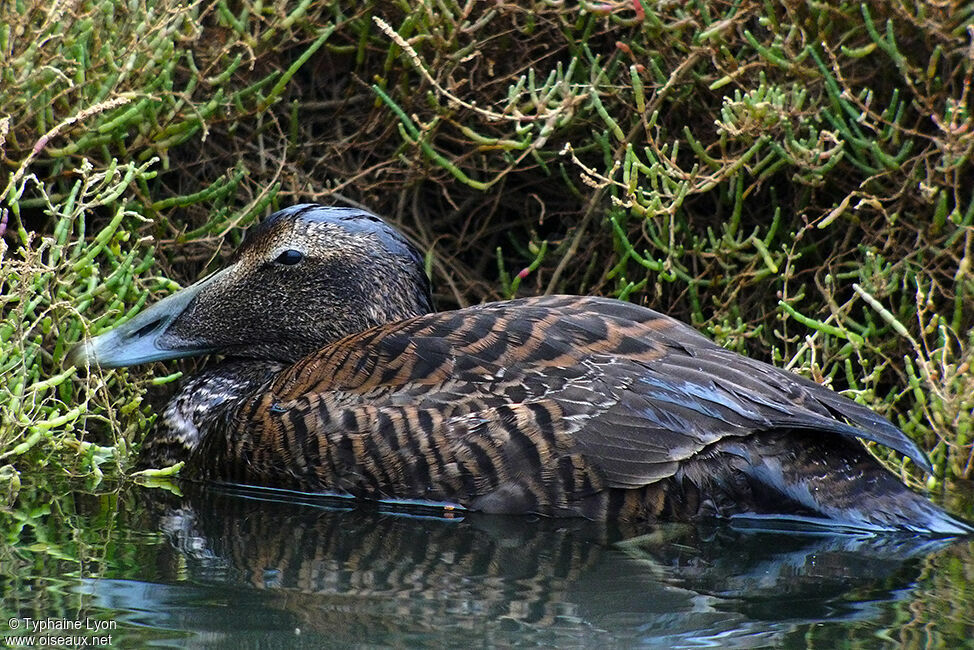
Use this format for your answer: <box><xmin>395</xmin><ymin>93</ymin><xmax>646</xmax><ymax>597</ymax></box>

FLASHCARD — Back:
<box><xmin>68</xmin><ymin>484</ymin><xmax>964</xmax><ymax>647</ymax></box>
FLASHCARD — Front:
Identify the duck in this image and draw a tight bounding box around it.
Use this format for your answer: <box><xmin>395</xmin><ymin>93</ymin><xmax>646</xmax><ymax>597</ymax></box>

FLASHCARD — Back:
<box><xmin>69</xmin><ymin>204</ymin><xmax>971</xmax><ymax>534</ymax></box>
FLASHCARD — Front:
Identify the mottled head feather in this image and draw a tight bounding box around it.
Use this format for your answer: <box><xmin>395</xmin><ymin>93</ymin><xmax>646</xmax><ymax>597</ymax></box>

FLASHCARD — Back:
<box><xmin>245</xmin><ymin>204</ymin><xmax>424</xmax><ymax>266</ymax></box>
<box><xmin>70</xmin><ymin>204</ymin><xmax>435</xmax><ymax>368</ymax></box>
<box><xmin>163</xmin><ymin>204</ymin><xmax>434</xmax><ymax>363</ymax></box>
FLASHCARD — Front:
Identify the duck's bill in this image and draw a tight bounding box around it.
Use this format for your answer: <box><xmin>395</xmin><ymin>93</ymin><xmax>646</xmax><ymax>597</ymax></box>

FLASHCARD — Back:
<box><xmin>67</xmin><ymin>269</ymin><xmax>228</xmax><ymax>368</ymax></box>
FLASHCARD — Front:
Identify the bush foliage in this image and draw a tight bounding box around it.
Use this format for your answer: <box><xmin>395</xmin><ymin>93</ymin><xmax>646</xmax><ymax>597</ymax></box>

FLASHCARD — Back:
<box><xmin>1</xmin><ymin>0</ymin><xmax>972</xmax><ymax>490</ymax></box>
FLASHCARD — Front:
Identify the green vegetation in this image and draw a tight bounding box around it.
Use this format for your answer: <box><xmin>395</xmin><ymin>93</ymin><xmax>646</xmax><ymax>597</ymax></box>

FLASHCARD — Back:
<box><xmin>2</xmin><ymin>1</ymin><xmax>972</xmax><ymax>492</ymax></box>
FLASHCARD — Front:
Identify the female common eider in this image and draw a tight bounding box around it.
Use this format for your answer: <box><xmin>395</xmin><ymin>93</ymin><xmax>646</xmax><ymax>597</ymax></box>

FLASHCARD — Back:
<box><xmin>70</xmin><ymin>204</ymin><xmax>972</xmax><ymax>534</ymax></box>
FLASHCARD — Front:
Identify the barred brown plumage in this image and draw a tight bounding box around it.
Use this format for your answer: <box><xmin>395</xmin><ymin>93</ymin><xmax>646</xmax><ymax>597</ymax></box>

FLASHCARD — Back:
<box><xmin>70</xmin><ymin>204</ymin><xmax>972</xmax><ymax>534</ymax></box>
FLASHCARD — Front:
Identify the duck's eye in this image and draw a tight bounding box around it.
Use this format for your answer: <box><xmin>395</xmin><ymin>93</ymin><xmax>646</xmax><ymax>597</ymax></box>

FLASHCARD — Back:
<box><xmin>274</xmin><ymin>249</ymin><xmax>303</xmax><ymax>266</ymax></box>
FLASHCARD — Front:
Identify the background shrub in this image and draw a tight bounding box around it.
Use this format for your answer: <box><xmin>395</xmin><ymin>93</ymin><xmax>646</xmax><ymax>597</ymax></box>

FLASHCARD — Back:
<box><xmin>1</xmin><ymin>1</ymin><xmax>972</xmax><ymax>491</ymax></box>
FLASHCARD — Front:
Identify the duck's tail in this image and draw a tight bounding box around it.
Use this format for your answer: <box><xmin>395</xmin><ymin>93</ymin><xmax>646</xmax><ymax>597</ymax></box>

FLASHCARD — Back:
<box><xmin>694</xmin><ymin>431</ymin><xmax>973</xmax><ymax>536</ymax></box>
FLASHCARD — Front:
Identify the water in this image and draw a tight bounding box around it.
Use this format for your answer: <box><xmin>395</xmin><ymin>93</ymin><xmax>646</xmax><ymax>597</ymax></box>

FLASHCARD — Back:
<box><xmin>2</xmin><ymin>478</ymin><xmax>972</xmax><ymax>648</ymax></box>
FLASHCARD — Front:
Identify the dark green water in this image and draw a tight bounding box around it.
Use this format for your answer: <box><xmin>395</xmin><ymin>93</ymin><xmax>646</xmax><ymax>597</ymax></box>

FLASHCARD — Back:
<box><xmin>2</xmin><ymin>478</ymin><xmax>972</xmax><ymax>648</ymax></box>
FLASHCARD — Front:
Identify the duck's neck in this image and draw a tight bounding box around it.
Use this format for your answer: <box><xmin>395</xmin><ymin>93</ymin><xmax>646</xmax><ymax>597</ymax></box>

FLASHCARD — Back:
<box><xmin>138</xmin><ymin>359</ymin><xmax>287</xmax><ymax>469</ymax></box>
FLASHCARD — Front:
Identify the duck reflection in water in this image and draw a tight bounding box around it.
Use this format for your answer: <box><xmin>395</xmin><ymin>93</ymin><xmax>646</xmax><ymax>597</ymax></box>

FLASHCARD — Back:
<box><xmin>96</xmin><ymin>484</ymin><xmax>958</xmax><ymax>647</ymax></box>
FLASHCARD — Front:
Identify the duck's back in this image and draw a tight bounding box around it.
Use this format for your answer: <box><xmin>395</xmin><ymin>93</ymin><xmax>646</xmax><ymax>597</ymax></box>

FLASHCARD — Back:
<box><xmin>184</xmin><ymin>295</ymin><xmax>966</xmax><ymax>533</ymax></box>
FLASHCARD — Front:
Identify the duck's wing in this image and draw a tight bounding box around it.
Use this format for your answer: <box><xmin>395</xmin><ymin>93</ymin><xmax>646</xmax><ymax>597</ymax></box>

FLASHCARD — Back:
<box><xmin>241</xmin><ymin>295</ymin><xmax>929</xmax><ymax>497</ymax></box>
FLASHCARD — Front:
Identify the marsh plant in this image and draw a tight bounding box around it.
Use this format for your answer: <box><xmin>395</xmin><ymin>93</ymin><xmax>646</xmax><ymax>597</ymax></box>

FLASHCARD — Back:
<box><xmin>1</xmin><ymin>1</ymin><xmax>972</xmax><ymax>495</ymax></box>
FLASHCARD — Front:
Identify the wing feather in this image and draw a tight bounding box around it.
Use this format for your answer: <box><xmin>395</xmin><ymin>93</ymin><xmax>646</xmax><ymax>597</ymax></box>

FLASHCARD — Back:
<box><xmin>257</xmin><ymin>295</ymin><xmax>930</xmax><ymax>501</ymax></box>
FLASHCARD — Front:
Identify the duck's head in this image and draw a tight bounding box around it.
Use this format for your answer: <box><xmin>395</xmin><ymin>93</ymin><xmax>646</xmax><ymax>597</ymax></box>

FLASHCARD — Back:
<box><xmin>69</xmin><ymin>204</ymin><xmax>434</xmax><ymax>367</ymax></box>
